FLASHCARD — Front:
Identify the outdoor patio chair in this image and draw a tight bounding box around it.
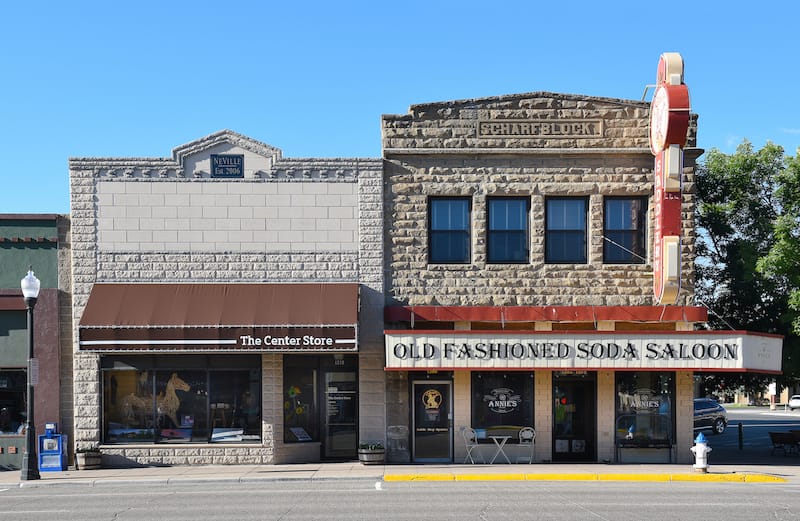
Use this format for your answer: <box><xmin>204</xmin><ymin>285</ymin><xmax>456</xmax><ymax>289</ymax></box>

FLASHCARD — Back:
<box><xmin>462</xmin><ymin>426</ymin><xmax>483</xmax><ymax>464</ymax></box>
<box><xmin>517</xmin><ymin>427</ymin><xmax>536</xmax><ymax>463</ymax></box>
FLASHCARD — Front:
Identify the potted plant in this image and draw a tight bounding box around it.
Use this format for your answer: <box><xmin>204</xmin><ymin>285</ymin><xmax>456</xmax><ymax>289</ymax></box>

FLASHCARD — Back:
<box><xmin>357</xmin><ymin>441</ymin><xmax>385</xmax><ymax>465</ymax></box>
<box><xmin>75</xmin><ymin>445</ymin><xmax>102</xmax><ymax>470</ymax></box>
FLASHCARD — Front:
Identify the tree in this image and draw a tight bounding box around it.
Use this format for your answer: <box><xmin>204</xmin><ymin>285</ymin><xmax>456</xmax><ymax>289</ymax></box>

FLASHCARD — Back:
<box><xmin>694</xmin><ymin>141</ymin><xmax>799</xmax><ymax>391</ymax></box>
<box><xmin>757</xmin><ymin>152</ymin><xmax>800</xmax><ymax>333</ymax></box>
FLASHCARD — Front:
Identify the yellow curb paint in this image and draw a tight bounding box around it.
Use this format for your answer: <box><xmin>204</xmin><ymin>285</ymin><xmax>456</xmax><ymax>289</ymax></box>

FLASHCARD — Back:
<box><xmin>524</xmin><ymin>473</ymin><xmax>598</xmax><ymax>481</ymax></box>
<box><xmin>743</xmin><ymin>474</ymin><xmax>787</xmax><ymax>483</ymax></box>
<box><xmin>597</xmin><ymin>473</ymin><xmax>671</xmax><ymax>482</ymax></box>
<box><xmin>455</xmin><ymin>474</ymin><xmax>526</xmax><ymax>481</ymax></box>
<box><xmin>671</xmin><ymin>473</ymin><xmax>746</xmax><ymax>482</ymax></box>
<box><xmin>384</xmin><ymin>472</ymin><xmax>787</xmax><ymax>484</ymax></box>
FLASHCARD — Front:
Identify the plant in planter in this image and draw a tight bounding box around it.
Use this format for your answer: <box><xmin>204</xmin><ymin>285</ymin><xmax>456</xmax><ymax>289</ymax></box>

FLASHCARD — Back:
<box><xmin>75</xmin><ymin>445</ymin><xmax>102</xmax><ymax>470</ymax></box>
<box><xmin>357</xmin><ymin>441</ymin><xmax>385</xmax><ymax>465</ymax></box>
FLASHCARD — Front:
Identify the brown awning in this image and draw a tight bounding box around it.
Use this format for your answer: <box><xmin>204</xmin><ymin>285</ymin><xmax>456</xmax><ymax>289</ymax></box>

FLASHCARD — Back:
<box><xmin>79</xmin><ymin>283</ymin><xmax>359</xmax><ymax>352</ymax></box>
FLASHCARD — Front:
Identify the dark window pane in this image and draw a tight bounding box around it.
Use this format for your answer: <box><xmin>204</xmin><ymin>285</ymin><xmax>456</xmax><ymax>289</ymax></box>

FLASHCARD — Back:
<box><xmin>488</xmin><ymin>231</ymin><xmax>528</xmax><ymax>263</ymax></box>
<box><xmin>284</xmin><ymin>366</ymin><xmax>319</xmax><ymax>442</ymax></box>
<box><xmin>471</xmin><ymin>372</ymin><xmax>534</xmax><ymax>430</ymax></box>
<box><xmin>103</xmin><ymin>357</ymin><xmax>261</xmax><ymax>445</ymax></box>
<box><xmin>429</xmin><ymin>198</ymin><xmax>470</xmax><ymax>263</ymax></box>
<box><xmin>545</xmin><ymin>198</ymin><xmax>587</xmax><ymax>264</ymax></box>
<box><xmin>615</xmin><ymin>372</ymin><xmax>675</xmax><ymax>446</ymax></box>
<box><xmin>488</xmin><ymin>198</ymin><xmax>529</xmax><ymax>263</ymax></box>
<box><xmin>604</xmin><ymin>198</ymin><xmax>646</xmax><ymax>264</ymax></box>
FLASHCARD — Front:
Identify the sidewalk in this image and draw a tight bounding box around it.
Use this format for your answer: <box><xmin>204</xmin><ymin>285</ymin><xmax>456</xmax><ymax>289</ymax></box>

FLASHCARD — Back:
<box><xmin>1</xmin><ymin>462</ymin><xmax>796</xmax><ymax>487</ymax></box>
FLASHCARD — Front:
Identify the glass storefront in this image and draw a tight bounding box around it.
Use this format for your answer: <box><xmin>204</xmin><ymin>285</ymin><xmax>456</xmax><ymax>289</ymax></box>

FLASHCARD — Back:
<box><xmin>101</xmin><ymin>355</ymin><xmax>261</xmax><ymax>444</ymax></box>
<box><xmin>283</xmin><ymin>354</ymin><xmax>358</xmax><ymax>460</ymax></box>
<box><xmin>471</xmin><ymin>372</ymin><xmax>534</xmax><ymax>430</ymax></box>
<box><xmin>615</xmin><ymin>372</ymin><xmax>675</xmax><ymax>449</ymax></box>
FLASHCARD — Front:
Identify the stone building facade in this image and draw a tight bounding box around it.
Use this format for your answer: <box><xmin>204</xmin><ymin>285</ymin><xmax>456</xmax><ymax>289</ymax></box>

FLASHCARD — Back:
<box><xmin>68</xmin><ymin>130</ymin><xmax>384</xmax><ymax>465</ymax></box>
<box><xmin>381</xmin><ymin>92</ymin><xmax>781</xmax><ymax>464</ymax></box>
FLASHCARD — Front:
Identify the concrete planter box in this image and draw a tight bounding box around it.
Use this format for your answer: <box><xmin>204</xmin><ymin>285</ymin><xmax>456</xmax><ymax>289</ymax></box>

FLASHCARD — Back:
<box><xmin>76</xmin><ymin>452</ymin><xmax>102</xmax><ymax>470</ymax></box>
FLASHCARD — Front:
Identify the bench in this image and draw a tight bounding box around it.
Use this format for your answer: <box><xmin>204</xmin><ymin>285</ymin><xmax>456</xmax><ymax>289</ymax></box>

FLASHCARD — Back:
<box><xmin>768</xmin><ymin>432</ymin><xmax>798</xmax><ymax>455</ymax></box>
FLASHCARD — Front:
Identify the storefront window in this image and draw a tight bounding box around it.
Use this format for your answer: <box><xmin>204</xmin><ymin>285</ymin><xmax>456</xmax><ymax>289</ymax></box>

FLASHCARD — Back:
<box><xmin>102</xmin><ymin>355</ymin><xmax>261</xmax><ymax>444</ymax></box>
<box><xmin>471</xmin><ymin>372</ymin><xmax>533</xmax><ymax>430</ymax></box>
<box><xmin>0</xmin><ymin>370</ymin><xmax>26</xmax><ymax>435</ymax></box>
<box><xmin>615</xmin><ymin>372</ymin><xmax>675</xmax><ymax>446</ymax></box>
<box><xmin>283</xmin><ymin>355</ymin><xmax>358</xmax><ymax>459</ymax></box>
<box><xmin>283</xmin><ymin>365</ymin><xmax>319</xmax><ymax>443</ymax></box>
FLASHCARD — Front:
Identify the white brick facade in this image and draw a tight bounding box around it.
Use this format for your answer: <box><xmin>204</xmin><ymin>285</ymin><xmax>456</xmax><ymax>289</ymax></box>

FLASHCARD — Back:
<box><xmin>68</xmin><ymin>130</ymin><xmax>384</xmax><ymax>466</ymax></box>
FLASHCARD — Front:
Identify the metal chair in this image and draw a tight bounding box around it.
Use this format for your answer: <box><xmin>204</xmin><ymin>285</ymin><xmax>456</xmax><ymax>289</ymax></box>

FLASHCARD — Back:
<box><xmin>462</xmin><ymin>427</ymin><xmax>483</xmax><ymax>464</ymax></box>
<box><xmin>517</xmin><ymin>427</ymin><xmax>536</xmax><ymax>463</ymax></box>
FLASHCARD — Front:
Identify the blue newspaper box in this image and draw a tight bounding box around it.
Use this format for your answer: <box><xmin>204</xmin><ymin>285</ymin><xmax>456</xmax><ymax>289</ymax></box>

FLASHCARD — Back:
<box><xmin>38</xmin><ymin>422</ymin><xmax>67</xmax><ymax>472</ymax></box>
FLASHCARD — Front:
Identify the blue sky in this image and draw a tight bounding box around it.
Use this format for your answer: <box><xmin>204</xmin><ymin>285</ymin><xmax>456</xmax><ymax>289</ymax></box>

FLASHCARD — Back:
<box><xmin>2</xmin><ymin>1</ymin><xmax>798</xmax><ymax>213</ymax></box>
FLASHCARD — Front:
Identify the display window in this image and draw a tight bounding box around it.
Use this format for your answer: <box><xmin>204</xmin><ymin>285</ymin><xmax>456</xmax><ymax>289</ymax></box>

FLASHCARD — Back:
<box><xmin>101</xmin><ymin>355</ymin><xmax>261</xmax><ymax>444</ymax></box>
<box><xmin>615</xmin><ymin>372</ymin><xmax>675</xmax><ymax>447</ymax></box>
<box><xmin>471</xmin><ymin>372</ymin><xmax>534</xmax><ymax>431</ymax></box>
<box><xmin>0</xmin><ymin>370</ymin><xmax>26</xmax><ymax>435</ymax></box>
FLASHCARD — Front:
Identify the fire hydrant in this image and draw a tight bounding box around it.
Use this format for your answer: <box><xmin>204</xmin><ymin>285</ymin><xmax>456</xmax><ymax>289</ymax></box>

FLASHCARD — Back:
<box><xmin>690</xmin><ymin>432</ymin><xmax>711</xmax><ymax>473</ymax></box>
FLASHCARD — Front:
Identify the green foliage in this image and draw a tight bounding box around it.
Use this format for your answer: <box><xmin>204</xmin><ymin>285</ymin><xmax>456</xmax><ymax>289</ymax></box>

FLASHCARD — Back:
<box><xmin>696</xmin><ymin>141</ymin><xmax>800</xmax><ymax>386</ymax></box>
<box><xmin>757</xmin><ymin>153</ymin><xmax>800</xmax><ymax>334</ymax></box>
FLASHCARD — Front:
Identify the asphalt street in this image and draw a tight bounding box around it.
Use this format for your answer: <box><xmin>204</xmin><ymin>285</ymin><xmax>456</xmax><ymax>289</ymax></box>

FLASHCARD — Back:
<box><xmin>1</xmin><ymin>480</ymin><xmax>799</xmax><ymax>521</ymax></box>
<box><xmin>706</xmin><ymin>406</ymin><xmax>800</xmax><ymax>465</ymax></box>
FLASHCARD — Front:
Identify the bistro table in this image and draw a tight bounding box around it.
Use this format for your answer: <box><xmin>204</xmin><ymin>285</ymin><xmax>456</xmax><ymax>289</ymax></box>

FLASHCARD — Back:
<box><xmin>488</xmin><ymin>435</ymin><xmax>511</xmax><ymax>464</ymax></box>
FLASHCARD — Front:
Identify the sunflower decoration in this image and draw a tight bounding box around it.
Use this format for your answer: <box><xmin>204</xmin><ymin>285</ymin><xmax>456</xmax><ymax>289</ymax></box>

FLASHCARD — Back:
<box><xmin>285</xmin><ymin>385</ymin><xmax>306</xmax><ymax>420</ymax></box>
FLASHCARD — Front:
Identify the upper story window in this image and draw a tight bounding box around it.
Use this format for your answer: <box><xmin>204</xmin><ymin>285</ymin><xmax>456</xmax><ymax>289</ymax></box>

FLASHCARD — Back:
<box><xmin>545</xmin><ymin>197</ymin><xmax>588</xmax><ymax>263</ymax></box>
<box><xmin>604</xmin><ymin>197</ymin><xmax>647</xmax><ymax>264</ymax></box>
<box><xmin>487</xmin><ymin>197</ymin><xmax>529</xmax><ymax>263</ymax></box>
<box><xmin>429</xmin><ymin>197</ymin><xmax>471</xmax><ymax>264</ymax></box>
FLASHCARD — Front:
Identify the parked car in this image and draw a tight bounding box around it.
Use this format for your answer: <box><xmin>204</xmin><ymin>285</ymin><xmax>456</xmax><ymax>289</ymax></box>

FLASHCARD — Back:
<box><xmin>788</xmin><ymin>395</ymin><xmax>800</xmax><ymax>411</ymax></box>
<box><xmin>693</xmin><ymin>398</ymin><xmax>728</xmax><ymax>434</ymax></box>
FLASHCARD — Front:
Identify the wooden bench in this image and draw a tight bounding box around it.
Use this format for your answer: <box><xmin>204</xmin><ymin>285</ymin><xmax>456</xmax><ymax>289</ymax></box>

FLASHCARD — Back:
<box><xmin>768</xmin><ymin>432</ymin><xmax>798</xmax><ymax>455</ymax></box>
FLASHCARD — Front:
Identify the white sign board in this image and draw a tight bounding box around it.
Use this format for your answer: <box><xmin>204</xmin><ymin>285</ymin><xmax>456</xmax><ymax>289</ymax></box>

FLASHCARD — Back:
<box><xmin>385</xmin><ymin>331</ymin><xmax>782</xmax><ymax>373</ymax></box>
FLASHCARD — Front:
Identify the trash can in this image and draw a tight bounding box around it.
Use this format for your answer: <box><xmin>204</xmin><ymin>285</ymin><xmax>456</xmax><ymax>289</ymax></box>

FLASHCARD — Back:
<box><xmin>38</xmin><ymin>422</ymin><xmax>67</xmax><ymax>472</ymax></box>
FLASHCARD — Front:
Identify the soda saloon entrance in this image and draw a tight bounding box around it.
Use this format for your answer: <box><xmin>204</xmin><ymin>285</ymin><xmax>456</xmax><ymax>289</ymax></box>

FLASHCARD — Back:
<box><xmin>553</xmin><ymin>371</ymin><xmax>596</xmax><ymax>462</ymax></box>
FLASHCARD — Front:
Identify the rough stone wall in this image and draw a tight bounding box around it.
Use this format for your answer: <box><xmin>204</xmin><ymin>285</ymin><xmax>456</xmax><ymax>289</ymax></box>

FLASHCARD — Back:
<box><xmin>57</xmin><ymin>215</ymin><xmax>75</xmax><ymax>458</ymax></box>
<box><xmin>68</xmin><ymin>131</ymin><xmax>384</xmax><ymax>465</ymax></box>
<box><xmin>383</xmin><ymin>93</ymin><xmax>698</xmax><ymax>307</ymax></box>
<box><xmin>382</xmin><ymin>92</ymin><xmax>698</xmax><ymax>151</ymax></box>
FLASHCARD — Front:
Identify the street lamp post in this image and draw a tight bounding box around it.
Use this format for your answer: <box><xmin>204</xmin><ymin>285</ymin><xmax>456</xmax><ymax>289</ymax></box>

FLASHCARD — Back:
<box><xmin>20</xmin><ymin>269</ymin><xmax>40</xmax><ymax>481</ymax></box>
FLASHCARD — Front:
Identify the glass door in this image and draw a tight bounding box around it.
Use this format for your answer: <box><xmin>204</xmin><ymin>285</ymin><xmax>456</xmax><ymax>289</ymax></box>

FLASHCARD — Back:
<box><xmin>412</xmin><ymin>380</ymin><xmax>452</xmax><ymax>462</ymax></box>
<box><xmin>552</xmin><ymin>372</ymin><xmax>596</xmax><ymax>462</ymax></box>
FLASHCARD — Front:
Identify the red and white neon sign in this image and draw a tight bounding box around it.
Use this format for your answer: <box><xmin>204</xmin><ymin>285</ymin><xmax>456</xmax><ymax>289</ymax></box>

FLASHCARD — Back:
<box><xmin>650</xmin><ymin>52</ymin><xmax>690</xmax><ymax>305</ymax></box>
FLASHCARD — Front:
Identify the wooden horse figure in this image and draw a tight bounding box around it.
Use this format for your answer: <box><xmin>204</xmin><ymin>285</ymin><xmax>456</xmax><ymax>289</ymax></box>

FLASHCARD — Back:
<box><xmin>121</xmin><ymin>373</ymin><xmax>191</xmax><ymax>428</ymax></box>
<box><xmin>156</xmin><ymin>373</ymin><xmax>191</xmax><ymax>428</ymax></box>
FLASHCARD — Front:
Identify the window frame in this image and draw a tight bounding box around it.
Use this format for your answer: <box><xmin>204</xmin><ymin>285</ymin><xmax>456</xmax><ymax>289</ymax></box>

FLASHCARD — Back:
<box><xmin>428</xmin><ymin>196</ymin><xmax>472</xmax><ymax>264</ymax></box>
<box><xmin>487</xmin><ymin>197</ymin><xmax>530</xmax><ymax>264</ymax></box>
<box><xmin>545</xmin><ymin>196</ymin><xmax>589</xmax><ymax>264</ymax></box>
<box><xmin>603</xmin><ymin>196</ymin><xmax>648</xmax><ymax>264</ymax></box>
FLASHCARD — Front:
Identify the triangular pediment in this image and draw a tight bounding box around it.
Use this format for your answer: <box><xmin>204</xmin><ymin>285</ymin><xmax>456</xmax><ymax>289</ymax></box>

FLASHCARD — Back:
<box><xmin>172</xmin><ymin>129</ymin><xmax>282</xmax><ymax>164</ymax></box>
